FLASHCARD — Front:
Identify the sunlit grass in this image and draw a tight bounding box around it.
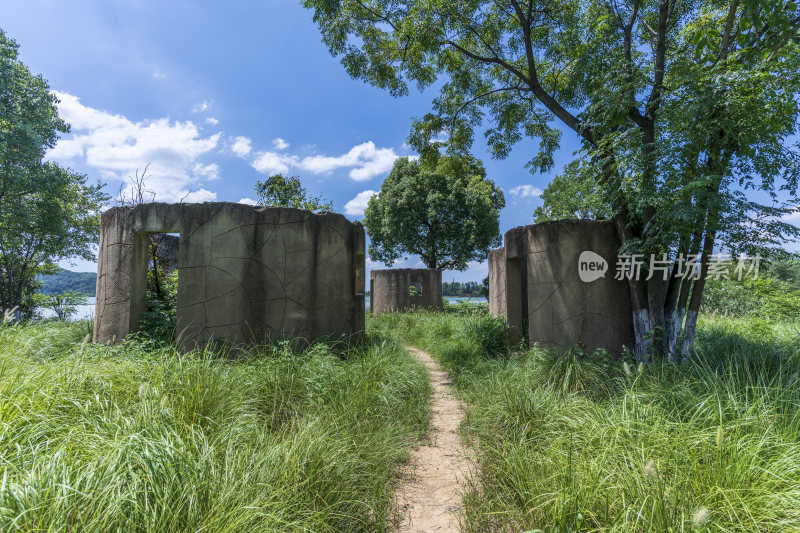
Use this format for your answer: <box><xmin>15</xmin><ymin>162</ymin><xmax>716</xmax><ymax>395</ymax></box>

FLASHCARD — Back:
<box><xmin>373</xmin><ymin>309</ymin><xmax>800</xmax><ymax>532</ymax></box>
<box><xmin>0</xmin><ymin>320</ymin><xmax>430</xmax><ymax>532</ymax></box>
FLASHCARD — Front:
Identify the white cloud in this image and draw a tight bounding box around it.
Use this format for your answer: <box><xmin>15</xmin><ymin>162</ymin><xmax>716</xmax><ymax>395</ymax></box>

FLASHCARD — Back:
<box><xmin>344</xmin><ymin>190</ymin><xmax>378</xmax><ymax>216</ymax></box>
<box><xmin>272</xmin><ymin>137</ymin><xmax>290</xmax><ymax>150</ymax></box>
<box><xmin>231</xmin><ymin>136</ymin><xmax>253</xmax><ymax>157</ymax></box>
<box><xmin>205</xmin><ymin>117</ymin><xmax>219</xmax><ymax>125</ymax></box>
<box><xmin>193</xmin><ymin>162</ymin><xmax>220</xmax><ymax>180</ymax></box>
<box><xmin>509</xmin><ymin>184</ymin><xmax>544</xmax><ymax>198</ymax></box>
<box><xmin>48</xmin><ymin>91</ymin><xmax>221</xmax><ymax>202</ymax></box>
<box><xmin>192</xmin><ymin>100</ymin><xmax>212</xmax><ymax>113</ymax></box>
<box><xmin>238</xmin><ymin>197</ymin><xmax>258</xmax><ymax>206</ymax></box>
<box><xmin>182</xmin><ymin>189</ymin><xmax>217</xmax><ymax>203</ymax></box>
<box><xmin>251</xmin><ymin>151</ymin><xmax>298</xmax><ymax>175</ymax></box>
<box><xmin>299</xmin><ymin>141</ymin><xmax>399</xmax><ymax>181</ymax></box>
<box><xmin>782</xmin><ymin>210</ymin><xmax>800</xmax><ymax>223</ymax></box>
<box><xmin>152</xmin><ymin>72</ymin><xmax>167</xmax><ymax>79</ymax></box>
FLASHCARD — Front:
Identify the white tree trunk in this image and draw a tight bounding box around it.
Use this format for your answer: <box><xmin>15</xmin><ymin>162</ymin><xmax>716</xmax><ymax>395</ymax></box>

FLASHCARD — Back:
<box><xmin>633</xmin><ymin>309</ymin><xmax>652</xmax><ymax>363</ymax></box>
<box><xmin>665</xmin><ymin>309</ymin><xmax>685</xmax><ymax>363</ymax></box>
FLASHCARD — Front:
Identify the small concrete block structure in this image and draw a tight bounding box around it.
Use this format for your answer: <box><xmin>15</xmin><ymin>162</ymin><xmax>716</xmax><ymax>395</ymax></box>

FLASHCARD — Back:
<box><xmin>489</xmin><ymin>220</ymin><xmax>634</xmax><ymax>354</ymax></box>
<box><xmin>94</xmin><ymin>202</ymin><xmax>366</xmax><ymax>348</ymax></box>
<box><xmin>370</xmin><ymin>268</ymin><xmax>442</xmax><ymax>315</ymax></box>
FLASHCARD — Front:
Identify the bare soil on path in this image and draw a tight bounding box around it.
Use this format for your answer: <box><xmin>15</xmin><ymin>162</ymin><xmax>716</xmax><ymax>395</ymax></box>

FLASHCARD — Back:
<box><xmin>394</xmin><ymin>347</ymin><xmax>472</xmax><ymax>532</ymax></box>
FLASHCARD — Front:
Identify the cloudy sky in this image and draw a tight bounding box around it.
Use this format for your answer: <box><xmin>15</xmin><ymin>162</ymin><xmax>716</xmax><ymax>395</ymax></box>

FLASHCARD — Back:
<box><xmin>4</xmin><ymin>2</ymin><xmax>797</xmax><ymax>281</ymax></box>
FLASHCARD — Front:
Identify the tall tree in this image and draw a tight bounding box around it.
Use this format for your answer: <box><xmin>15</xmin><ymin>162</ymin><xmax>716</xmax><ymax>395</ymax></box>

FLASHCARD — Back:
<box><xmin>0</xmin><ymin>29</ymin><xmax>107</xmax><ymax>317</ymax></box>
<box><xmin>364</xmin><ymin>155</ymin><xmax>505</xmax><ymax>271</ymax></box>
<box><xmin>255</xmin><ymin>174</ymin><xmax>333</xmax><ymax>211</ymax></box>
<box><xmin>304</xmin><ymin>0</ymin><xmax>800</xmax><ymax>361</ymax></box>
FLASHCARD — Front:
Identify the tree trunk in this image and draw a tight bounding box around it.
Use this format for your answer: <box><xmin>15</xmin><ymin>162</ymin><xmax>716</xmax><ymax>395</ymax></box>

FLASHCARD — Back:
<box><xmin>612</xmin><ymin>213</ymin><xmax>653</xmax><ymax>362</ymax></box>
<box><xmin>681</xmin><ymin>230</ymin><xmax>715</xmax><ymax>361</ymax></box>
<box><xmin>664</xmin><ymin>228</ymin><xmax>703</xmax><ymax>360</ymax></box>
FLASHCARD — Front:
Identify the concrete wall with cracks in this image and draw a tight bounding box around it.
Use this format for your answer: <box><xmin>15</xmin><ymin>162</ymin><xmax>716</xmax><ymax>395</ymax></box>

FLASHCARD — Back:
<box><xmin>489</xmin><ymin>220</ymin><xmax>634</xmax><ymax>354</ymax></box>
<box><xmin>370</xmin><ymin>268</ymin><xmax>442</xmax><ymax>315</ymax></box>
<box><xmin>94</xmin><ymin>202</ymin><xmax>365</xmax><ymax>348</ymax></box>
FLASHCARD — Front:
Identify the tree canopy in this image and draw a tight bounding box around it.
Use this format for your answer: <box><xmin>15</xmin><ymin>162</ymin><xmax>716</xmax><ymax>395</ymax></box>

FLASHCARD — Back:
<box><xmin>255</xmin><ymin>174</ymin><xmax>333</xmax><ymax>211</ymax></box>
<box><xmin>534</xmin><ymin>160</ymin><xmax>612</xmax><ymax>222</ymax></box>
<box><xmin>304</xmin><ymin>0</ymin><xmax>800</xmax><ymax>361</ymax></box>
<box><xmin>364</xmin><ymin>155</ymin><xmax>505</xmax><ymax>271</ymax></box>
<box><xmin>0</xmin><ymin>29</ymin><xmax>68</xmax><ymax>203</ymax></box>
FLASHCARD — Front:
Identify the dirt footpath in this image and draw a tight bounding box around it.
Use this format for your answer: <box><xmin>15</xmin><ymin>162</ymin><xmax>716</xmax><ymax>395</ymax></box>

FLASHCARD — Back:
<box><xmin>395</xmin><ymin>347</ymin><xmax>472</xmax><ymax>532</ymax></box>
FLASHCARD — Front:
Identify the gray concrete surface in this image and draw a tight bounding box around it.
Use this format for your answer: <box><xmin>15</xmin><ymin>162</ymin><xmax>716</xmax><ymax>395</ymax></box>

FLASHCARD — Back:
<box><xmin>94</xmin><ymin>202</ymin><xmax>365</xmax><ymax>348</ymax></box>
<box><xmin>489</xmin><ymin>220</ymin><xmax>634</xmax><ymax>354</ymax></box>
<box><xmin>370</xmin><ymin>268</ymin><xmax>442</xmax><ymax>315</ymax></box>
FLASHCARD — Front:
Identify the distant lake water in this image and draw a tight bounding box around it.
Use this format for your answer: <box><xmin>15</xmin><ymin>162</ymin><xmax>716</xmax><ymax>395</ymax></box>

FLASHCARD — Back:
<box><xmin>39</xmin><ymin>296</ymin><xmax>487</xmax><ymax>321</ymax></box>
<box><xmin>38</xmin><ymin>297</ymin><xmax>96</xmax><ymax>321</ymax></box>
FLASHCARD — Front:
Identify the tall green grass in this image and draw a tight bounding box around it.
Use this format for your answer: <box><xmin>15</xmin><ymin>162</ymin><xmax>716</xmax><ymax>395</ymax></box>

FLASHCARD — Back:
<box><xmin>373</xmin><ymin>309</ymin><xmax>800</xmax><ymax>532</ymax></box>
<box><xmin>0</xmin><ymin>320</ymin><xmax>430</xmax><ymax>532</ymax></box>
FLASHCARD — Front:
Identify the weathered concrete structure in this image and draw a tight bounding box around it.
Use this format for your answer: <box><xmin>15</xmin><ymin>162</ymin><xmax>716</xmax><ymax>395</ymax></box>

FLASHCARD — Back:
<box><xmin>94</xmin><ymin>203</ymin><xmax>365</xmax><ymax>348</ymax></box>
<box><xmin>489</xmin><ymin>220</ymin><xmax>634</xmax><ymax>354</ymax></box>
<box><xmin>370</xmin><ymin>268</ymin><xmax>442</xmax><ymax>315</ymax></box>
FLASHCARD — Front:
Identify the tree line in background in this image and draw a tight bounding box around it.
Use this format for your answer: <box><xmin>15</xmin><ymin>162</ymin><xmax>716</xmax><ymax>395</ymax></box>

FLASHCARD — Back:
<box><xmin>37</xmin><ymin>268</ymin><xmax>96</xmax><ymax>296</ymax></box>
<box><xmin>442</xmin><ymin>280</ymin><xmax>489</xmax><ymax>297</ymax></box>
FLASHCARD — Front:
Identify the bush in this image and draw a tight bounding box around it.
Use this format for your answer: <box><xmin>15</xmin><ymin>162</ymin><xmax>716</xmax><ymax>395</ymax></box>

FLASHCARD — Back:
<box><xmin>701</xmin><ymin>277</ymin><xmax>800</xmax><ymax>320</ymax></box>
<box><xmin>137</xmin><ymin>270</ymin><xmax>178</xmax><ymax>344</ymax></box>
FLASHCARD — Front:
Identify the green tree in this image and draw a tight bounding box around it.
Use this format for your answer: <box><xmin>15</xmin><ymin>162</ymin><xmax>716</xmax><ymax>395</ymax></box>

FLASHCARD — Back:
<box><xmin>0</xmin><ymin>30</ymin><xmax>108</xmax><ymax>318</ymax></box>
<box><xmin>255</xmin><ymin>174</ymin><xmax>333</xmax><ymax>211</ymax></box>
<box><xmin>534</xmin><ymin>160</ymin><xmax>612</xmax><ymax>222</ymax></box>
<box><xmin>364</xmin><ymin>156</ymin><xmax>505</xmax><ymax>271</ymax></box>
<box><xmin>304</xmin><ymin>0</ymin><xmax>800</xmax><ymax>362</ymax></box>
<box><xmin>0</xmin><ymin>162</ymin><xmax>106</xmax><ymax>317</ymax></box>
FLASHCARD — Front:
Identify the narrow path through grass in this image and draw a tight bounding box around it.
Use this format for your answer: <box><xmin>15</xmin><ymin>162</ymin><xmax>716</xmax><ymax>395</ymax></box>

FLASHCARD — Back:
<box><xmin>395</xmin><ymin>347</ymin><xmax>471</xmax><ymax>532</ymax></box>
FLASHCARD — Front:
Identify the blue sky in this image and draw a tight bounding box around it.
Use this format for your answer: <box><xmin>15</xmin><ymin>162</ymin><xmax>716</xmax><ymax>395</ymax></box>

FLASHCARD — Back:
<box><xmin>4</xmin><ymin>1</ymin><xmax>796</xmax><ymax>281</ymax></box>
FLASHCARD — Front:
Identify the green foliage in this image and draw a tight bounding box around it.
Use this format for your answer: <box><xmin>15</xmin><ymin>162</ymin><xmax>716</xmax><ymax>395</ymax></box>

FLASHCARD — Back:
<box><xmin>37</xmin><ymin>268</ymin><xmax>97</xmax><ymax>296</ymax></box>
<box><xmin>0</xmin><ymin>29</ymin><xmax>68</xmax><ymax>200</ymax></box>
<box><xmin>534</xmin><ymin>160</ymin><xmax>613</xmax><ymax>222</ymax></box>
<box><xmin>0</xmin><ymin>320</ymin><xmax>430</xmax><ymax>531</ymax></box>
<box><xmin>701</xmin><ymin>258</ymin><xmax>800</xmax><ymax>320</ymax></box>
<box><xmin>0</xmin><ymin>162</ymin><xmax>106</xmax><ymax>316</ymax></box>
<box><xmin>137</xmin><ymin>270</ymin><xmax>178</xmax><ymax>345</ymax></box>
<box><xmin>372</xmin><ymin>310</ymin><xmax>800</xmax><ymax>532</ymax></box>
<box><xmin>33</xmin><ymin>290</ymin><xmax>88</xmax><ymax>321</ymax></box>
<box><xmin>0</xmin><ymin>30</ymin><xmax>108</xmax><ymax>316</ymax></box>
<box><xmin>255</xmin><ymin>174</ymin><xmax>333</xmax><ymax>211</ymax></box>
<box><xmin>363</xmin><ymin>156</ymin><xmax>504</xmax><ymax>270</ymax></box>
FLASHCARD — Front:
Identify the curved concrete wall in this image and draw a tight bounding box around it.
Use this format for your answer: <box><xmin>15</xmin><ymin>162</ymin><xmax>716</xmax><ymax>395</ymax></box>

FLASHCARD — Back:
<box><xmin>489</xmin><ymin>220</ymin><xmax>634</xmax><ymax>354</ymax></box>
<box><xmin>94</xmin><ymin>202</ymin><xmax>365</xmax><ymax>348</ymax></box>
<box><xmin>370</xmin><ymin>268</ymin><xmax>442</xmax><ymax>315</ymax></box>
